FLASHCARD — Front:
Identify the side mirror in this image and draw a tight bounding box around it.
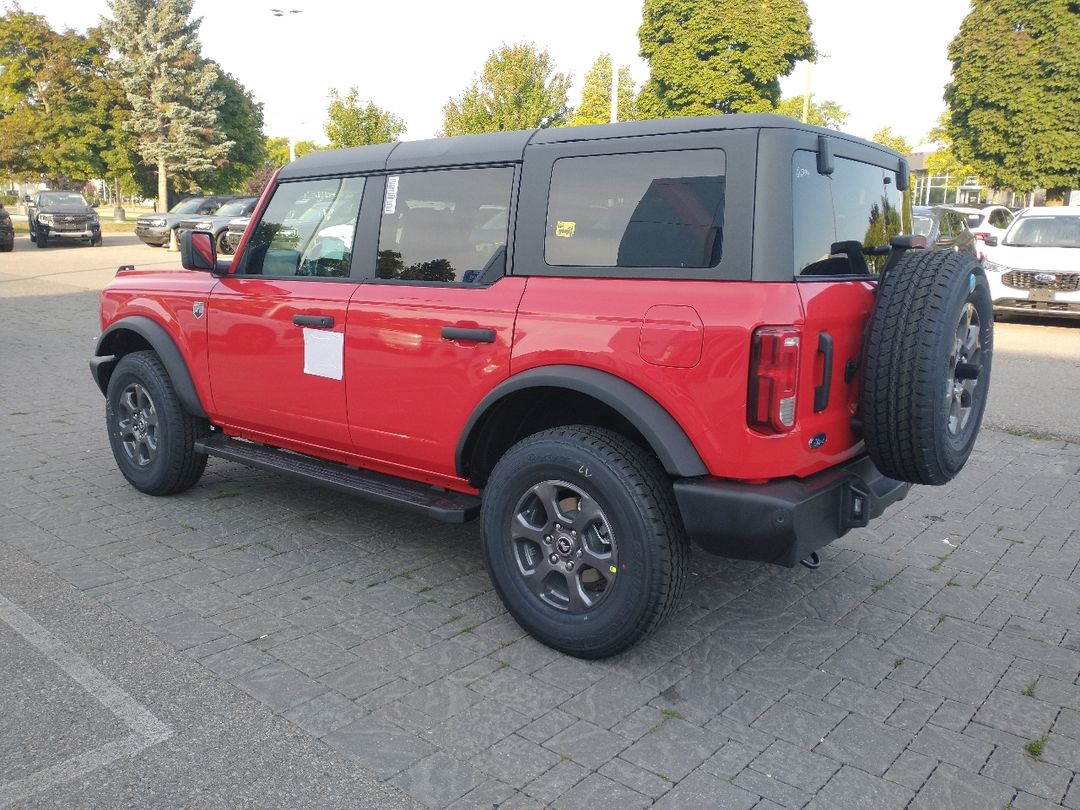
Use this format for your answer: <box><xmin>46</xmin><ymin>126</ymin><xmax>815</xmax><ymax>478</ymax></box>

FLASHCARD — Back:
<box><xmin>180</xmin><ymin>229</ymin><xmax>217</xmax><ymax>272</ymax></box>
<box><xmin>983</xmin><ymin>235</ymin><xmax>998</xmax><ymax>247</ymax></box>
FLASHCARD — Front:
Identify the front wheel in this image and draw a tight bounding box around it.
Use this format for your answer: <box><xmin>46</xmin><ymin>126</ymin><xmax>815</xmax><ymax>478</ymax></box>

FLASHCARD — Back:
<box><xmin>480</xmin><ymin>426</ymin><xmax>687</xmax><ymax>658</ymax></box>
<box><xmin>106</xmin><ymin>351</ymin><xmax>209</xmax><ymax>495</ymax></box>
<box><xmin>36</xmin><ymin>231</ymin><xmax>47</xmax><ymax>248</ymax></box>
<box><xmin>215</xmin><ymin>230</ymin><xmax>234</xmax><ymax>256</ymax></box>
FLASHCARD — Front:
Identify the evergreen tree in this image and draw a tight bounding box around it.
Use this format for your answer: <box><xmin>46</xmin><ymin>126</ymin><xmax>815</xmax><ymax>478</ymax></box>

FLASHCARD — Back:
<box><xmin>325</xmin><ymin>89</ymin><xmax>406</xmax><ymax>148</ymax></box>
<box><xmin>197</xmin><ymin>67</ymin><xmax>265</xmax><ymax>193</ymax></box>
<box><xmin>570</xmin><ymin>53</ymin><xmax>636</xmax><ymax>126</ymax></box>
<box><xmin>637</xmin><ymin>0</ymin><xmax>814</xmax><ymax>118</ymax></box>
<box><xmin>104</xmin><ymin>0</ymin><xmax>231</xmax><ymax>210</ymax></box>
<box><xmin>945</xmin><ymin>0</ymin><xmax>1080</xmax><ymax>192</ymax></box>
<box><xmin>442</xmin><ymin>43</ymin><xmax>571</xmax><ymax>136</ymax></box>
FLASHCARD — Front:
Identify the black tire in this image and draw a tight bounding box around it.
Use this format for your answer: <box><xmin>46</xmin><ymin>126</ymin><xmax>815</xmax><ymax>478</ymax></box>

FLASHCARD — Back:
<box><xmin>215</xmin><ymin>230</ymin><xmax>234</xmax><ymax>256</ymax></box>
<box><xmin>861</xmin><ymin>250</ymin><xmax>993</xmax><ymax>485</ymax></box>
<box><xmin>36</xmin><ymin>231</ymin><xmax>46</xmax><ymax>248</ymax></box>
<box><xmin>29</xmin><ymin>226</ymin><xmax>35</xmax><ymax>243</ymax></box>
<box><xmin>0</xmin><ymin>241</ymin><xmax>12</xmax><ymax>253</ymax></box>
<box><xmin>480</xmin><ymin>426</ymin><xmax>687</xmax><ymax>658</ymax></box>
<box><xmin>92</xmin><ymin>235</ymin><xmax>103</xmax><ymax>247</ymax></box>
<box><xmin>105</xmin><ymin>350</ymin><xmax>209</xmax><ymax>495</ymax></box>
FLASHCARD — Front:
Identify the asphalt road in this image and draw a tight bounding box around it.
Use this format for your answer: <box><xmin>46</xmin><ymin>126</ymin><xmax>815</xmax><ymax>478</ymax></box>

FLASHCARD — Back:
<box><xmin>3</xmin><ymin>230</ymin><xmax>1078</xmax><ymax>442</ymax></box>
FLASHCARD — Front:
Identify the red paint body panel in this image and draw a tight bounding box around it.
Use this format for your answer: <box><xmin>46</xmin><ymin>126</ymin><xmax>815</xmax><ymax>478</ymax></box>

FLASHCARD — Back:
<box><xmin>207</xmin><ymin>277</ymin><xmax>354</xmax><ymax>449</ymax></box>
<box><xmin>345</xmin><ymin>277</ymin><xmax>528</xmax><ymax>477</ymax></box>
<box><xmin>99</xmin><ymin>269</ymin><xmax>217</xmax><ymax>412</ymax></box>
<box><xmin>638</xmin><ymin>305</ymin><xmax>704</xmax><ymax>368</ymax></box>
<box><xmin>513</xmin><ymin>277</ymin><xmax>871</xmax><ymax>480</ymax></box>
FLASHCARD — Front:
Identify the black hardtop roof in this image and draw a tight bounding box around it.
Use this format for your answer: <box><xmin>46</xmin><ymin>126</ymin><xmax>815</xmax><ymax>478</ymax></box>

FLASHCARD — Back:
<box><xmin>278</xmin><ymin>113</ymin><xmax>896</xmax><ymax>179</ymax></box>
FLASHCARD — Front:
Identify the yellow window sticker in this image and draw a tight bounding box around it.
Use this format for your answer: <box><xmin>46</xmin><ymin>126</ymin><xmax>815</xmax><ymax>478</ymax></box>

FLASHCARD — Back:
<box><xmin>555</xmin><ymin>220</ymin><xmax>576</xmax><ymax>238</ymax></box>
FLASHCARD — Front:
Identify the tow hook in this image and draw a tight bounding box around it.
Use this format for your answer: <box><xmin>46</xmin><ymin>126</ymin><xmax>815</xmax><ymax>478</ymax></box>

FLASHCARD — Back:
<box><xmin>800</xmin><ymin>551</ymin><xmax>821</xmax><ymax>570</ymax></box>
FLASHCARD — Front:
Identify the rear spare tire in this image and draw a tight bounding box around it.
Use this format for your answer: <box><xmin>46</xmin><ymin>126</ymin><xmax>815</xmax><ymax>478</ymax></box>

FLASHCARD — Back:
<box><xmin>861</xmin><ymin>249</ymin><xmax>992</xmax><ymax>485</ymax></box>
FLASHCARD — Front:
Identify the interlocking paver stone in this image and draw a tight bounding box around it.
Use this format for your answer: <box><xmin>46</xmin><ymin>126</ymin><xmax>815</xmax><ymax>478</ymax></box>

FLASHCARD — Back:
<box><xmin>5</xmin><ymin>282</ymin><xmax>1080</xmax><ymax>808</ymax></box>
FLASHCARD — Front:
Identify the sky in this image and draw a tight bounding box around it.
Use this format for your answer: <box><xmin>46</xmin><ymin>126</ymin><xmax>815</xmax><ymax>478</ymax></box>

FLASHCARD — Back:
<box><xmin>21</xmin><ymin>0</ymin><xmax>972</xmax><ymax>147</ymax></box>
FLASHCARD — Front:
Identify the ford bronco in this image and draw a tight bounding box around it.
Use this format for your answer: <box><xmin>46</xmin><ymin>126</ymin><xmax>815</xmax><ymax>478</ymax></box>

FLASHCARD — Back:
<box><xmin>90</xmin><ymin>115</ymin><xmax>993</xmax><ymax>657</ymax></box>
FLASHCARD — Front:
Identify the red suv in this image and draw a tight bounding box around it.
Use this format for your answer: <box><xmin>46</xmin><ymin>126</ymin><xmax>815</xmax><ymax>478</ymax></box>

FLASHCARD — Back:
<box><xmin>91</xmin><ymin>115</ymin><xmax>993</xmax><ymax>657</ymax></box>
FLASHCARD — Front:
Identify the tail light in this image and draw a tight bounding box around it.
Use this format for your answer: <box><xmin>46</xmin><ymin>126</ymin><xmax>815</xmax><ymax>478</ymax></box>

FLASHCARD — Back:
<box><xmin>974</xmin><ymin>231</ymin><xmax>990</xmax><ymax>241</ymax></box>
<box><xmin>748</xmin><ymin>326</ymin><xmax>801</xmax><ymax>434</ymax></box>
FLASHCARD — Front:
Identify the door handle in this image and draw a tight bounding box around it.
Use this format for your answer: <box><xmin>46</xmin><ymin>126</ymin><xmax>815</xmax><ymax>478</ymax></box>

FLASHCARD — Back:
<box><xmin>814</xmin><ymin>331</ymin><xmax>834</xmax><ymax>413</ymax></box>
<box><xmin>293</xmin><ymin>314</ymin><xmax>334</xmax><ymax>328</ymax></box>
<box><xmin>441</xmin><ymin>326</ymin><xmax>496</xmax><ymax>343</ymax></box>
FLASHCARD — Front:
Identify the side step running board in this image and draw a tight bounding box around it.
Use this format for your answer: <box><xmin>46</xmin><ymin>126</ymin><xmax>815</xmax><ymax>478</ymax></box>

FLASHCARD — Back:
<box><xmin>194</xmin><ymin>434</ymin><xmax>480</xmax><ymax>524</ymax></box>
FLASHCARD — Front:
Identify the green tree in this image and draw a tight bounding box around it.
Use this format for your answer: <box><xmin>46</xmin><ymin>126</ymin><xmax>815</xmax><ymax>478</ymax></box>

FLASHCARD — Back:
<box><xmin>264</xmin><ymin>136</ymin><xmax>320</xmax><ymax>166</ymax></box>
<box><xmin>945</xmin><ymin>0</ymin><xmax>1080</xmax><ymax>192</ymax></box>
<box><xmin>104</xmin><ymin>0</ymin><xmax>231</xmax><ymax>211</ymax></box>
<box><xmin>197</xmin><ymin>67</ymin><xmax>265</xmax><ymax>193</ymax></box>
<box><xmin>570</xmin><ymin>53</ymin><xmax>636</xmax><ymax>126</ymax></box>
<box><xmin>637</xmin><ymin>0</ymin><xmax>815</xmax><ymax>118</ymax></box>
<box><xmin>442</xmin><ymin>42</ymin><xmax>572</xmax><ymax>136</ymax></box>
<box><xmin>925</xmin><ymin>112</ymin><xmax>981</xmax><ymax>187</ymax></box>
<box><xmin>0</xmin><ymin>11</ymin><xmax>119</xmax><ymax>186</ymax></box>
<box><xmin>871</xmin><ymin>126</ymin><xmax>913</xmax><ymax>155</ymax></box>
<box><xmin>325</xmin><ymin>89</ymin><xmax>405</xmax><ymax>148</ymax></box>
<box><xmin>774</xmin><ymin>95</ymin><xmax>848</xmax><ymax>129</ymax></box>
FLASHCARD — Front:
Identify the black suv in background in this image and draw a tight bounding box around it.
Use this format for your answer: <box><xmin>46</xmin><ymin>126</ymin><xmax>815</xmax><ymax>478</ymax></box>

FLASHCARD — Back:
<box><xmin>135</xmin><ymin>196</ymin><xmax>238</xmax><ymax>247</ymax></box>
<box><xmin>28</xmin><ymin>191</ymin><xmax>102</xmax><ymax>248</ymax></box>
<box><xmin>0</xmin><ymin>202</ymin><xmax>13</xmax><ymax>252</ymax></box>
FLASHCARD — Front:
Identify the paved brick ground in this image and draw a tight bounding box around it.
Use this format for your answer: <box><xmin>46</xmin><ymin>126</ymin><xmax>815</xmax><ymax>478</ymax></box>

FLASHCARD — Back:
<box><xmin>2</xmin><ymin>277</ymin><xmax>1079</xmax><ymax>809</ymax></box>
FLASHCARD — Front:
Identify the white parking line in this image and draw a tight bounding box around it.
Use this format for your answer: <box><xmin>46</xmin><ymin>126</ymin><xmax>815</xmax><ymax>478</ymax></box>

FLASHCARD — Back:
<box><xmin>0</xmin><ymin>593</ymin><xmax>173</xmax><ymax>808</ymax></box>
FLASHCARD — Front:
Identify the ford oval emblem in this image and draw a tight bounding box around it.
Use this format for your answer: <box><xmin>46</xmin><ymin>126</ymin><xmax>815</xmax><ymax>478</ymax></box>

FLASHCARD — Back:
<box><xmin>1034</xmin><ymin>273</ymin><xmax>1056</xmax><ymax>284</ymax></box>
<box><xmin>809</xmin><ymin>433</ymin><xmax>827</xmax><ymax>450</ymax></box>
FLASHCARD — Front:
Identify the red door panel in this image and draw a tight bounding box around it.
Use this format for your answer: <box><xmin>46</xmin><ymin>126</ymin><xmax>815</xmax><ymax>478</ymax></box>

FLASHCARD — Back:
<box><xmin>207</xmin><ymin>278</ymin><xmax>354</xmax><ymax>450</ymax></box>
<box><xmin>345</xmin><ymin>277</ymin><xmax>527</xmax><ymax>479</ymax></box>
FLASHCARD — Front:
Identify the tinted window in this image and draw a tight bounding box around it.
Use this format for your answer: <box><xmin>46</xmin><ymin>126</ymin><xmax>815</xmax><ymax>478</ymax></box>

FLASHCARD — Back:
<box><xmin>240</xmin><ymin>178</ymin><xmax>364</xmax><ymax>278</ymax></box>
<box><xmin>170</xmin><ymin>198</ymin><xmax>204</xmax><ymax>214</ymax></box>
<box><xmin>989</xmin><ymin>209</ymin><xmax>1012</xmax><ymax>228</ymax></box>
<box><xmin>216</xmin><ymin>199</ymin><xmax>256</xmax><ymax>218</ymax></box>
<box><xmin>38</xmin><ymin>192</ymin><xmax>90</xmax><ymax>210</ymax></box>
<box><xmin>377</xmin><ymin>167</ymin><xmax>514</xmax><ymax>284</ymax></box>
<box><xmin>792</xmin><ymin>151</ymin><xmax>902</xmax><ymax>276</ymax></box>
<box><xmin>545</xmin><ymin>150</ymin><xmax>726</xmax><ymax>269</ymax></box>
<box><xmin>962</xmin><ymin>213</ymin><xmax>983</xmax><ymax>229</ymax></box>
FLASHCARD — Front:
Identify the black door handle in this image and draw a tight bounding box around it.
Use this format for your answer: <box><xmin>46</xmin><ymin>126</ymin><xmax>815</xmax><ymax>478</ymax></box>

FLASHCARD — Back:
<box><xmin>441</xmin><ymin>326</ymin><xmax>496</xmax><ymax>343</ymax></box>
<box><xmin>814</xmin><ymin>331</ymin><xmax>834</xmax><ymax>413</ymax></box>
<box><xmin>293</xmin><ymin>314</ymin><xmax>334</xmax><ymax>328</ymax></box>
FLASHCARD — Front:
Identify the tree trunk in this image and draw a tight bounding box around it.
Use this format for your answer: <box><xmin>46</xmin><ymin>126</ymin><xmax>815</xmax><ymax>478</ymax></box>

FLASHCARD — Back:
<box><xmin>157</xmin><ymin>155</ymin><xmax>168</xmax><ymax>213</ymax></box>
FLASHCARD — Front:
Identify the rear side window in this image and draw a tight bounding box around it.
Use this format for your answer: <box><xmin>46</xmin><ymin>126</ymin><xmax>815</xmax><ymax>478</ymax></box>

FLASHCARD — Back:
<box><xmin>377</xmin><ymin>167</ymin><xmax>514</xmax><ymax>284</ymax></box>
<box><xmin>989</xmin><ymin>209</ymin><xmax>1013</xmax><ymax>229</ymax></box>
<box><xmin>240</xmin><ymin>177</ymin><xmax>364</xmax><ymax>278</ymax></box>
<box><xmin>545</xmin><ymin>150</ymin><xmax>726</xmax><ymax>269</ymax></box>
<box><xmin>793</xmin><ymin>151</ymin><xmax>902</xmax><ymax>276</ymax></box>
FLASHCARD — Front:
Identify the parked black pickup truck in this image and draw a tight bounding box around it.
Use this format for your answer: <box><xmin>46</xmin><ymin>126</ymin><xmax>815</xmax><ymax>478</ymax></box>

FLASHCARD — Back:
<box><xmin>28</xmin><ymin>190</ymin><xmax>102</xmax><ymax>248</ymax></box>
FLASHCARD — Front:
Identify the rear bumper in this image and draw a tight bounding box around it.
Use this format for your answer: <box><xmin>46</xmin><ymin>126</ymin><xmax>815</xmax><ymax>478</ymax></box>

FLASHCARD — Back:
<box><xmin>673</xmin><ymin>456</ymin><xmax>910</xmax><ymax>567</ymax></box>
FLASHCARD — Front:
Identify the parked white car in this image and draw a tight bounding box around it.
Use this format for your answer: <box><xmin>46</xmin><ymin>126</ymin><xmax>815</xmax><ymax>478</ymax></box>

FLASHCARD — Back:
<box><xmin>982</xmin><ymin>206</ymin><xmax>1080</xmax><ymax>319</ymax></box>
<box><xmin>944</xmin><ymin>205</ymin><xmax>1015</xmax><ymax>259</ymax></box>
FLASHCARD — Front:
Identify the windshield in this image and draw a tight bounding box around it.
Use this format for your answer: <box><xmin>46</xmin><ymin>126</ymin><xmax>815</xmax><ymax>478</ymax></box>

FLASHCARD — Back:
<box><xmin>913</xmin><ymin>216</ymin><xmax>933</xmax><ymax>237</ymax></box>
<box><xmin>39</xmin><ymin>192</ymin><xmax>90</xmax><ymax>211</ymax></box>
<box><xmin>170</xmin><ymin>198</ymin><xmax>205</xmax><ymax>214</ymax></box>
<box><xmin>216</xmin><ymin>199</ymin><xmax>253</xmax><ymax>217</ymax></box>
<box><xmin>1005</xmin><ymin>216</ymin><xmax>1080</xmax><ymax>248</ymax></box>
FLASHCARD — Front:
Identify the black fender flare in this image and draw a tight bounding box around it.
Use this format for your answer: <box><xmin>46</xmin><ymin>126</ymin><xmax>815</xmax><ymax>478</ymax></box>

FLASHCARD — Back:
<box><xmin>456</xmin><ymin>365</ymin><xmax>708</xmax><ymax>479</ymax></box>
<box><xmin>91</xmin><ymin>315</ymin><xmax>207</xmax><ymax>418</ymax></box>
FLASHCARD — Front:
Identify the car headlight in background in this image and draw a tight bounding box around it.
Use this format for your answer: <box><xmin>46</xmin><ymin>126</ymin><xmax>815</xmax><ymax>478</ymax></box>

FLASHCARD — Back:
<box><xmin>983</xmin><ymin>261</ymin><xmax>1007</xmax><ymax>273</ymax></box>
<box><xmin>195</xmin><ymin>222</ymin><xmax>213</xmax><ymax>230</ymax></box>
<box><xmin>145</xmin><ymin>218</ymin><xmax>166</xmax><ymax>227</ymax></box>
<box><xmin>37</xmin><ymin>213</ymin><xmax>53</xmax><ymax>224</ymax></box>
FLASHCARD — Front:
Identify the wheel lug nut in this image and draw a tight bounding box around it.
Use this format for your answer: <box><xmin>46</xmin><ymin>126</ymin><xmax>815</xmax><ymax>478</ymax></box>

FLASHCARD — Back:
<box><xmin>555</xmin><ymin>523</ymin><xmax>562</xmax><ymax>531</ymax></box>
<box><xmin>544</xmin><ymin>535</ymin><xmax>553</xmax><ymax>544</ymax></box>
<box><xmin>570</xmin><ymin>530</ymin><xmax>577</xmax><ymax>537</ymax></box>
<box><xmin>549</xmin><ymin>554</ymin><xmax>559</xmax><ymax>564</ymax></box>
<box><xmin>566</xmin><ymin>561</ymin><xmax>575</xmax><ymax>571</ymax></box>
<box><xmin>576</xmin><ymin>549</ymin><xmax>583</xmax><ymax>558</ymax></box>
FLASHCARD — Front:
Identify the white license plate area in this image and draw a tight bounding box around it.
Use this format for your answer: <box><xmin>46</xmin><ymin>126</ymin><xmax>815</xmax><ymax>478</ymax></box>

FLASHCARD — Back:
<box><xmin>1029</xmin><ymin>288</ymin><xmax>1056</xmax><ymax>302</ymax></box>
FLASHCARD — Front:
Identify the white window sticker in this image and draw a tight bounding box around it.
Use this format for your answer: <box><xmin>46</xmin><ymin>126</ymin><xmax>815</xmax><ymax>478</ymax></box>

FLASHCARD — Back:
<box><xmin>383</xmin><ymin>175</ymin><xmax>400</xmax><ymax>215</ymax></box>
<box><xmin>302</xmin><ymin>328</ymin><xmax>344</xmax><ymax>380</ymax></box>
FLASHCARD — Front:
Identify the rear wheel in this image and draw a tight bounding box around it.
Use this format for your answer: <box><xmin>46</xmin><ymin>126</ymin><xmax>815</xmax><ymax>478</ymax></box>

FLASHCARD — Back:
<box><xmin>106</xmin><ymin>351</ymin><xmax>209</xmax><ymax>495</ymax></box>
<box><xmin>861</xmin><ymin>250</ymin><xmax>993</xmax><ymax>485</ymax></box>
<box><xmin>480</xmin><ymin>426</ymin><xmax>687</xmax><ymax>658</ymax></box>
